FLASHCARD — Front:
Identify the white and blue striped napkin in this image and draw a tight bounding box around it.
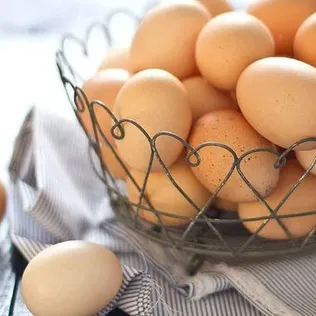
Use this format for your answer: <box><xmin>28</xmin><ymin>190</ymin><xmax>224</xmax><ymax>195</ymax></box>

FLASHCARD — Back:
<box><xmin>8</xmin><ymin>107</ymin><xmax>316</xmax><ymax>316</ymax></box>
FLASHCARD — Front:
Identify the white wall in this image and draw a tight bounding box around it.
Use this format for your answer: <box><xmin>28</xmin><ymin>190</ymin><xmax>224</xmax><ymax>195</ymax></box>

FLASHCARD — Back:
<box><xmin>0</xmin><ymin>0</ymin><xmax>250</xmax><ymax>35</ymax></box>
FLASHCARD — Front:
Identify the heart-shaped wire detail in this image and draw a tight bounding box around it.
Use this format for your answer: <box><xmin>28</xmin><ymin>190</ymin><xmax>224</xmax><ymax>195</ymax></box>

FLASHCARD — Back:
<box><xmin>237</xmin><ymin>138</ymin><xmax>316</xmax><ymax>254</ymax></box>
<box><xmin>152</xmin><ymin>132</ymin><xmax>238</xmax><ymax>251</ymax></box>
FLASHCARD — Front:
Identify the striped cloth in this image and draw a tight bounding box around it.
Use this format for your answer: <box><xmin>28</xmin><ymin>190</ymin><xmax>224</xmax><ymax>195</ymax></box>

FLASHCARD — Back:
<box><xmin>8</xmin><ymin>107</ymin><xmax>316</xmax><ymax>316</ymax></box>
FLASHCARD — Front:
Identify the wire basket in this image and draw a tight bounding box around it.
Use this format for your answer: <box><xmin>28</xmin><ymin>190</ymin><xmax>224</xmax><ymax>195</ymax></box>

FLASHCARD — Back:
<box><xmin>55</xmin><ymin>7</ymin><xmax>316</xmax><ymax>273</ymax></box>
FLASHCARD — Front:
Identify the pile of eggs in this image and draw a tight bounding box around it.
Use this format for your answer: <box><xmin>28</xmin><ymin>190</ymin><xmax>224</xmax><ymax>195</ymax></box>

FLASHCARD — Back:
<box><xmin>80</xmin><ymin>0</ymin><xmax>316</xmax><ymax>241</ymax></box>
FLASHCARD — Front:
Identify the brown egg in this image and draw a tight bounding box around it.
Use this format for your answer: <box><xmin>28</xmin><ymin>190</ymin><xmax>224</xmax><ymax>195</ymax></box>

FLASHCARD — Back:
<box><xmin>21</xmin><ymin>241</ymin><xmax>123</xmax><ymax>316</ymax></box>
<box><xmin>238</xmin><ymin>160</ymin><xmax>316</xmax><ymax>240</ymax></box>
<box><xmin>296</xmin><ymin>149</ymin><xmax>316</xmax><ymax>176</ymax></box>
<box><xmin>189</xmin><ymin>109</ymin><xmax>279</xmax><ymax>203</ymax></box>
<box><xmin>0</xmin><ymin>181</ymin><xmax>6</xmax><ymax>222</ymax></box>
<box><xmin>114</xmin><ymin>69</ymin><xmax>192</xmax><ymax>172</ymax></box>
<box><xmin>294</xmin><ymin>13</ymin><xmax>316</xmax><ymax>67</ymax></box>
<box><xmin>195</xmin><ymin>12</ymin><xmax>275</xmax><ymax>91</ymax></box>
<box><xmin>130</xmin><ymin>2</ymin><xmax>210</xmax><ymax>79</ymax></box>
<box><xmin>237</xmin><ymin>57</ymin><xmax>316</xmax><ymax>151</ymax></box>
<box><xmin>98</xmin><ymin>47</ymin><xmax>131</xmax><ymax>72</ymax></box>
<box><xmin>196</xmin><ymin>0</ymin><xmax>232</xmax><ymax>16</ymax></box>
<box><xmin>214</xmin><ymin>197</ymin><xmax>237</xmax><ymax>211</ymax></box>
<box><xmin>182</xmin><ymin>76</ymin><xmax>237</xmax><ymax>120</ymax></box>
<box><xmin>80</xmin><ymin>69</ymin><xmax>130</xmax><ymax>140</ymax></box>
<box><xmin>100</xmin><ymin>144</ymin><xmax>127</xmax><ymax>180</ymax></box>
<box><xmin>248</xmin><ymin>0</ymin><xmax>316</xmax><ymax>55</ymax></box>
<box><xmin>126</xmin><ymin>158</ymin><xmax>211</xmax><ymax>226</ymax></box>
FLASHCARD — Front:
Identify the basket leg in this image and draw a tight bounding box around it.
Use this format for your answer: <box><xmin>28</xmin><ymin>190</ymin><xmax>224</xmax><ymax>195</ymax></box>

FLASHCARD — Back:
<box><xmin>187</xmin><ymin>254</ymin><xmax>205</xmax><ymax>276</ymax></box>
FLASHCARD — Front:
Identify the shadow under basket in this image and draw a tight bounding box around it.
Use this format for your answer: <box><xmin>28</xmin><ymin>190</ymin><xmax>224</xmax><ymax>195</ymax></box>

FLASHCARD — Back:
<box><xmin>55</xmin><ymin>8</ymin><xmax>316</xmax><ymax>275</ymax></box>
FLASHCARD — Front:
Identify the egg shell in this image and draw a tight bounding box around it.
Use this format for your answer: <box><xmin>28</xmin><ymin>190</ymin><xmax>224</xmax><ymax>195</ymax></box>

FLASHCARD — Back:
<box><xmin>236</xmin><ymin>57</ymin><xmax>316</xmax><ymax>151</ymax></box>
<box><xmin>238</xmin><ymin>160</ymin><xmax>316</xmax><ymax>240</ymax></box>
<box><xmin>80</xmin><ymin>69</ymin><xmax>130</xmax><ymax>179</ymax></box>
<box><xmin>21</xmin><ymin>241</ymin><xmax>123</xmax><ymax>316</ymax></box>
<box><xmin>126</xmin><ymin>158</ymin><xmax>211</xmax><ymax>226</ymax></box>
<box><xmin>196</xmin><ymin>0</ymin><xmax>232</xmax><ymax>16</ymax></box>
<box><xmin>214</xmin><ymin>197</ymin><xmax>237</xmax><ymax>211</ymax></box>
<box><xmin>130</xmin><ymin>2</ymin><xmax>210</xmax><ymax>79</ymax></box>
<box><xmin>195</xmin><ymin>12</ymin><xmax>275</xmax><ymax>91</ymax></box>
<box><xmin>248</xmin><ymin>0</ymin><xmax>316</xmax><ymax>55</ymax></box>
<box><xmin>294</xmin><ymin>13</ymin><xmax>316</xmax><ymax>68</ymax></box>
<box><xmin>100</xmin><ymin>144</ymin><xmax>127</xmax><ymax>180</ymax></box>
<box><xmin>182</xmin><ymin>76</ymin><xmax>237</xmax><ymax>121</ymax></box>
<box><xmin>98</xmin><ymin>47</ymin><xmax>131</xmax><ymax>72</ymax></box>
<box><xmin>80</xmin><ymin>69</ymin><xmax>130</xmax><ymax>141</ymax></box>
<box><xmin>114</xmin><ymin>69</ymin><xmax>192</xmax><ymax>172</ymax></box>
<box><xmin>296</xmin><ymin>149</ymin><xmax>316</xmax><ymax>176</ymax></box>
<box><xmin>0</xmin><ymin>181</ymin><xmax>6</xmax><ymax>222</ymax></box>
<box><xmin>188</xmin><ymin>109</ymin><xmax>279</xmax><ymax>203</ymax></box>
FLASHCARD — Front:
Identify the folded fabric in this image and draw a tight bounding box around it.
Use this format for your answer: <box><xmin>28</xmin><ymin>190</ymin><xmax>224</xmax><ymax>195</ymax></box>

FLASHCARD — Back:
<box><xmin>8</xmin><ymin>107</ymin><xmax>316</xmax><ymax>316</ymax></box>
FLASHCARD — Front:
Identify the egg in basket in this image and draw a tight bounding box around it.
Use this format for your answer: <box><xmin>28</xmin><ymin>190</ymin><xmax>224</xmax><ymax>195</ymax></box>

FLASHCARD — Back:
<box><xmin>56</xmin><ymin>0</ymin><xmax>316</xmax><ymax>269</ymax></box>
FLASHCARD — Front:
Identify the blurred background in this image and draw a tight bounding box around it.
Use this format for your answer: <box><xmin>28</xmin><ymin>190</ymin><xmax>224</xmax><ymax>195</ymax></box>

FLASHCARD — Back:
<box><xmin>0</xmin><ymin>0</ymin><xmax>249</xmax><ymax>183</ymax></box>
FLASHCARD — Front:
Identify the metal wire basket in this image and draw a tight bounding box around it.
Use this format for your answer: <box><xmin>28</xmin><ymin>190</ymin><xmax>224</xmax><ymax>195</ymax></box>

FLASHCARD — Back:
<box><xmin>55</xmin><ymin>7</ymin><xmax>316</xmax><ymax>273</ymax></box>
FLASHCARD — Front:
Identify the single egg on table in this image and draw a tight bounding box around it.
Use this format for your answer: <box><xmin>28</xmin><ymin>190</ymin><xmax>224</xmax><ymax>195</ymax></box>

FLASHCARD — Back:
<box><xmin>294</xmin><ymin>13</ymin><xmax>316</xmax><ymax>68</ymax></box>
<box><xmin>195</xmin><ymin>12</ymin><xmax>275</xmax><ymax>91</ymax></box>
<box><xmin>113</xmin><ymin>69</ymin><xmax>192</xmax><ymax>172</ymax></box>
<box><xmin>247</xmin><ymin>0</ymin><xmax>316</xmax><ymax>55</ymax></box>
<box><xmin>21</xmin><ymin>241</ymin><xmax>123</xmax><ymax>316</ymax></box>
<box><xmin>98</xmin><ymin>47</ymin><xmax>132</xmax><ymax>72</ymax></box>
<box><xmin>0</xmin><ymin>181</ymin><xmax>6</xmax><ymax>222</ymax></box>
<box><xmin>188</xmin><ymin>109</ymin><xmax>279</xmax><ymax>203</ymax></box>
<box><xmin>126</xmin><ymin>158</ymin><xmax>211</xmax><ymax>227</ymax></box>
<box><xmin>238</xmin><ymin>160</ymin><xmax>316</xmax><ymax>240</ymax></box>
<box><xmin>130</xmin><ymin>1</ymin><xmax>210</xmax><ymax>79</ymax></box>
<box><xmin>237</xmin><ymin>57</ymin><xmax>316</xmax><ymax>151</ymax></box>
<box><xmin>182</xmin><ymin>75</ymin><xmax>237</xmax><ymax>121</ymax></box>
<box><xmin>197</xmin><ymin>0</ymin><xmax>232</xmax><ymax>16</ymax></box>
<box><xmin>296</xmin><ymin>149</ymin><xmax>316</xmax><ymax>176</ymax></box>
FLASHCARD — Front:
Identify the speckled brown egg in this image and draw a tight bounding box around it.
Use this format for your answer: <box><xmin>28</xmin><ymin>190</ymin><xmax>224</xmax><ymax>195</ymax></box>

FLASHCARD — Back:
<box><xmin>248</xmin><ymin>0</ymin><xmax>316</xmax><ymax>55</ymax></box>
<box><xmin>237</xmin><ymin>57</ymin><xmax>316</xmax><ymax>151</ymax></box>
<box><xmin>238</xmin><ymin>160</ymin><xmax>316</xmax><ymax>240</ymax></box>
<box><xmin>114</xmin><ymin>69</ymin><xmax>192</xmax><ymax>172</ymax></box>
<box><xmin>126</xmin><ymin>158</ymin><xmax>211</xmax><ymax>226</ymax></box>
<box><xmin>183</xmin><ymin>76</ymin><xmax>237</xmax><ymax>121</ymax></box>
<box><xmin>197</xmin><ymin>0</ymin><xmax>232</xmax><ymax>16</ymax></box>
<box><xmin>195</xmin><ymin>12</ymin><xmax>274</xmax><ymax>91</ymax></box>
<box><xmin>294</xmin><ymin>13</ymin><xmax>316</xmax><ymax>68</ymax></box>
<box><xmin>98</xmin><ymin>47</ymin><xmax>132</xmax><ymax>72</ymax></box>
<box><xmin>296</xmin><ymin>149</ymin><xmax>316</xmax><ymax>176</ymax></box>
<box><xmin>130</xmin><ymin>2</ymin><xmax>210</xmax><ymax>79</ymax></box>
<box><xmin>189</xmin><ymin>109</ymin><xmax>279</xmax><ymax>203</ymax></box>
<box><xmin>80</xmin><ymin>69</ymin><xmax>130</xmax><ymax>140</ymax></box>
